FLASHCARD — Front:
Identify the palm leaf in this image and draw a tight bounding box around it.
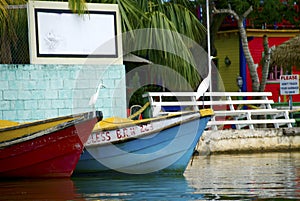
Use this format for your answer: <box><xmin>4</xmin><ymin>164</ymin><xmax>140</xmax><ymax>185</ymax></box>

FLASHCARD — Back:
<box><xmin>102</xmin><ymin>0</ymin><xmax>147</xmax><ymax>33</ymax></box>
<box><xmin>163</xmin><ymin>3</ymin><xmax>206</xmax><ymax>44</ymax></box>
<box><xmin>0</xmin><ymin>0</ymin><xmax>8</xmax><ymax>22</ymax></box>
<box><xmin>68</xmin><ymin>0</ymin><xmax>87</xmax><ymax>14</ymax></box>
<box><xmin>9</xmin><ymin>3</ymin><xmax>28</xmax><ymax>63</ymax></box>
<box><xmin>0</xmin><ymin>0</ymin><xmax>26</xmax><ymax>63</ymax></box>
<box><xmin>124</xmin><ymin>10</ymin><xmax>201</xmax><ymax>89</ymax></box>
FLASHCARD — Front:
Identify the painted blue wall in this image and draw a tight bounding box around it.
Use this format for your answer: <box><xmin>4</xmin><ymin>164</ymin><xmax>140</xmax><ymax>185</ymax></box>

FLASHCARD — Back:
<box><xmin>0</xmin><ymin>64</ymin><xmax>126</xmax><ymax>122</ymax></box>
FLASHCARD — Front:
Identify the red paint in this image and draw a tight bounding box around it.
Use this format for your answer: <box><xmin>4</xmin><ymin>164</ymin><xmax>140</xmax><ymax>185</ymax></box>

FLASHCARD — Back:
<box><xmin>0</xmin><ymin>115</ymin><xmax>98</xmax><ymax>178</ymax></box>
<box><xmin>246</xmin><ymin>37</ymin><xmax>300</xmax><ymax>102</ymax></box>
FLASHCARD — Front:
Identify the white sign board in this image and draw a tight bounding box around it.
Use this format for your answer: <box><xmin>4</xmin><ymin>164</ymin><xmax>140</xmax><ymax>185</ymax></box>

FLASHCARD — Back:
<box><xmin>27</xmin><ymin>1</ymin><xmax>123</xmax><ymax>64</ymax></box>
<box><xmin>280</xmin><ymin>74</ymin><xmax>299</xmax><ymax>95</ymax></box>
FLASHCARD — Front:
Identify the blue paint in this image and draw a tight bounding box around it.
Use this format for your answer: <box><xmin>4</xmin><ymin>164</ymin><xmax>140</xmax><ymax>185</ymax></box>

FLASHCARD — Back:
<box><xmin>75</xmin><ymin>115</ymin><xmax>211</xmax><ymax>174</ymax></box>
<box><xmin>239</xmin><ymin>20</ymin><xmax>247</xmax><ymax>92</ymax></box>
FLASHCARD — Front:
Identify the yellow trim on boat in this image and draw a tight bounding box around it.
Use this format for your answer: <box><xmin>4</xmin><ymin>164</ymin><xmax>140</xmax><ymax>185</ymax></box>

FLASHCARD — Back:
<box><xmin>0</xmin><ymin>120</ymin><xmax>19</xmax><ymax>128</ymax></box>
<box><xmin>199</xmin><ymin>108</ymin><xmax>214</xmax><ymax>117</ymax></box>
<box><xmin>93</xmin><ymin>117</ymin><xmax>134</xmax><ymax>131</ymax></box>
<box><xmin>0</xmin><ymin>117</ymin><xmax>76</xmax><ymax>143</ymax></box>
<box><xmin>93</xmin><ymin>109</ymin><xmax>214</xmax><ymax>132</ymax></box>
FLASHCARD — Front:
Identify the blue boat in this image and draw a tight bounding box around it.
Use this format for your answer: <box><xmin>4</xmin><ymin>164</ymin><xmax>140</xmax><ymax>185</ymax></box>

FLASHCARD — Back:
<box><xmin>75</xmin><ymin>108</ymin><xmax>213</xmax><ymax>175</ymax></box>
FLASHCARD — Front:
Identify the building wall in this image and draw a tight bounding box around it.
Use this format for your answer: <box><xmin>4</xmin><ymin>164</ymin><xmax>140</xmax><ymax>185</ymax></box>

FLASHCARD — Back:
<box><xmin>215</xmin><ymin>29</ymin><xmax>300</xmax><ymax>103</ymax></box>
<box><xmin>215</xmin><ymin>32</ymin><xmax>240</xmax><ymax>92</ymax></box>
<box><xmin>247</xmin><ymin>34</ymin><xmax>300</xmax><ymax>102</ymax></box>
<box><xmin>0</xmin><ymin>64</ymin><xmax>126</xmax><ymax>122</ymax></box>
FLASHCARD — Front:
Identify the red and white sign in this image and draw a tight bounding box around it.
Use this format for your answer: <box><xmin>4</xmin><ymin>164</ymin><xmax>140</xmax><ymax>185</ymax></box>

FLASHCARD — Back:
<box><xmin>280</xmin><ymin>74</ymin><xmax>299</xmax><ymax>95</ymax></box>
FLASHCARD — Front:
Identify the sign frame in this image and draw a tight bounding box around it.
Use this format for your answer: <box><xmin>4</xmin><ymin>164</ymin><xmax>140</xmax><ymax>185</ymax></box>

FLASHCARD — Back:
<box><xmin>27</xmin><ymin>1</ymin><xmax>123</xmax><ymax>64</ymax></box>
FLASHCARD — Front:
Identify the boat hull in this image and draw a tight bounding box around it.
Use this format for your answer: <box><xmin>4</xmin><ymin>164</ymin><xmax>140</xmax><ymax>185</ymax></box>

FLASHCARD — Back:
<box><xmin>75</xmin><ymin>110</ymin><xmax>212</xmax><ymax>174</ymax></box>
<box><xmin>0</xmin><ymin>111</ymin><xmax>102</xmax><ymax>178</ymax></box>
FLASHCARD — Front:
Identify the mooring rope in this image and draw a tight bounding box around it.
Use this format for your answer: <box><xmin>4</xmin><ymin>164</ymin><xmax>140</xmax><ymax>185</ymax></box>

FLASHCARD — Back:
<box><xmin>127</xmin><ymin>102</ymin><xmax>150</xmax><ymax>120</ymax></box>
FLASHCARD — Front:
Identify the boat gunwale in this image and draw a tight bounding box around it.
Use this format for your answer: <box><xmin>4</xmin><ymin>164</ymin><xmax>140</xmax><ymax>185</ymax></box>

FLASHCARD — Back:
<box><xmin>86</xmin><ymin>110</ymin><xmax>212</xmax><ymax>147</ymax></box>
<box><xmin>0</xmin><ymin>111</ymin><xmax>101</xmax><ymax>132</ymax></box>
<box><xmin>0</xmin><ymin>111</ymin><xmax>103</xmax><ymax>147</ymax></box>
<box><xmin>95</xmin><ymin>109</ymin><xmax>213</xmax><ymax>132</ymax></box>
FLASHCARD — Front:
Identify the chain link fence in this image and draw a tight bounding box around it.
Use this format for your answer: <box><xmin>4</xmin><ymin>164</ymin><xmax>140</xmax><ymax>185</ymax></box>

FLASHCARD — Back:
<box><xmin>1</xmin><ymin>5</ymin><xmax>29</xmax><ymax>64</ymax></box>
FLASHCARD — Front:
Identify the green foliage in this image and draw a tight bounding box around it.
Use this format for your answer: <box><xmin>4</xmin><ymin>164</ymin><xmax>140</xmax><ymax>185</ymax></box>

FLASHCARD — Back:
<box><xmin>0</xmin><ymin>0</ymin><xmax>27</xmax><ymax>63</ymax></box>
<box><xmin>68</xmin><ymin>0</ymin><xmax>87</xmax><ymax>14</ymax></box>
<box><xmin>251</xmin><ymin>0</ymin><xmax>285</xmax><ymax>28</ymax></box>
<box><xmin>213</xmin><ymin>0</ymin><xmax>300</xmax><ymax>28</ymax></box>
<box><xmin>0</xmin><ymin>1</ymin><xmax>8</xmax><ymax>22</ymax></box>
<box><xmin>9</xmin><ymin>5</ymin><xmax>28</xmax><ymax>63</ymax></box>
<box><xmin>101</xmin><ymin>0</ymin><xmax>146</xmax><ymax>33</ymax></box>
<box><xmin>283</xmin><ymin>0</ymin><xmax>300</xmax><ymax>26</ymax></box>
<box><xmin>114</xmin><ymin>0</ymin><xmax>207</xmax><ymax>90</ymax></box>
<box><xmin>129</xmin><ymin>84</ymin><xmax>163</xmax><ymax>107</ymax></box>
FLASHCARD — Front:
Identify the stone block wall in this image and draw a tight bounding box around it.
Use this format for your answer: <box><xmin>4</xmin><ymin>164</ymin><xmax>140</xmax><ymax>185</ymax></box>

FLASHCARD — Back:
<box><xmin>0</xmin><ymin>64</ymin><xmax>126</xmax><ymax>122</ymax></box>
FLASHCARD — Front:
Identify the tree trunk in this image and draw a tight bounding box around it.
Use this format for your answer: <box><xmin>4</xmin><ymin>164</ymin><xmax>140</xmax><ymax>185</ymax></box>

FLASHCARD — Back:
<box><xmin>259</xmin><ymin>35</ymin><xmax>271</xmax><ymax>92</ymax></box>
<box><xmin>213</xmin><ymin>6</ymin><xmax>260</xmax><ymax>92</ymax></box>
<box><xmin>237</xmin><ymin>18</ymin><xmax>259</xmax><ymax>92</ymax></box>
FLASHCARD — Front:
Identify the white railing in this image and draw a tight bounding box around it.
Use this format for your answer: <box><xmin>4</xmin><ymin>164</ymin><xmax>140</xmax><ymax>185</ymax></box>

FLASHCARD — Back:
<box><xmin>142</xmin><ymin>92</ymin><xmax>295</xmax><ymax>130</ymax></box>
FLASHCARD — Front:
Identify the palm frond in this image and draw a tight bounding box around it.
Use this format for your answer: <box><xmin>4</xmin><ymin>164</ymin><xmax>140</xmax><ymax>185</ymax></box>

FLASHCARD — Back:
<box><xmin>121</xmin><ymin>1</ymin><xmax>207</xmax><ymax>90</ymax></box>
<box><xmin>133</xmin><ymin>11</ymin><xmax>195</xmax><ymax>64</ymax></box>
<box><xmin>124</xmin><ymin>11</ymin><xmax>201</xmax><ymax>89</ymax></box>
<box><xmin>163</xmin><ymin>3</ymin><xmax>206</xmax><ymax>44</ymax></box>
<box><xmin>68</xmin><ymin>0</ymin><xmax>87</xmax><ymax>13</ymax></box>
<box><xmin>0</xmin><ymin>0</ymin><xmax>27</xmax><ymax>63</ymax></box>
<box><xmin>103</xmin><ymin>0</ymin><xmax>146</xmax><ymax>32</ymax></box>
<box><xmin>0</xmin><ymin>0</ymin><xmax>9</xmax><ymax>22</ymax></box>
<box><xmin>9</xmin><ymin>3</ymin><xmax>28</xmax><ymax>63</ymax></box>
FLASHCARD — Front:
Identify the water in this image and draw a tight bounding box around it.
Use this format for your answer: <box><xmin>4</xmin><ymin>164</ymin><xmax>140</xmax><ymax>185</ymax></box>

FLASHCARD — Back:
<box><xmin>0</xmin><ymin>152</ymin><xmax>299</xmax><ymax>200</ymax></box>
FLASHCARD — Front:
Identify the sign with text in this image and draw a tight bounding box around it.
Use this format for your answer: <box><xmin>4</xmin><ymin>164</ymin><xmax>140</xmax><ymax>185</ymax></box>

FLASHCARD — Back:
<box><xmin>280</xmin><ymin>74</ymin><xmax>299</xmax><ymax>95</ymax></box>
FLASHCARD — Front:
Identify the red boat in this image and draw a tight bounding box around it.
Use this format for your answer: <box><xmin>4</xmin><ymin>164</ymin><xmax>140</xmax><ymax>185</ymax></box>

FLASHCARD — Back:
<box><xmin>0</xmin><ymin>111</ymin><xmax>102</xmax><ymax>178</ymax></box>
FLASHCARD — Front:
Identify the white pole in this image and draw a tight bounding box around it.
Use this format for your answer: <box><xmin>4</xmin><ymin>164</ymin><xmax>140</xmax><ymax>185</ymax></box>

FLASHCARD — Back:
<box><xmin>206</xmin><ymin>0</ymin><xmax>212</xmax><ymax>106</ymax></box>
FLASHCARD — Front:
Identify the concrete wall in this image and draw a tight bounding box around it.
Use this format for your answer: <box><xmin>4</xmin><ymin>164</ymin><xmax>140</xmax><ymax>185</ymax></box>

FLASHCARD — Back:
<box><xmin>0</xmin><ymin>64</ymin><xmax>126</xmax><ymax>122</ymax></box>
<box><xmin>197</xmin><ymin>128</ymin><xmax>300</xmax><ymax>155</ymax></box>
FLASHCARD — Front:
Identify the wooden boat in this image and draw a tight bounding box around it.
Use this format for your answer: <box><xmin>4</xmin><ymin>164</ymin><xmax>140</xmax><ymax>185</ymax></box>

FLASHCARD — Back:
<box><xmin>75</xmin><ymin>108</ymin><xmax>213</xmax><ymax>175</ymax></box>
<box><xmin>0</xmin><ymin>111</ymin><xmax>102</xmax><ymax>178</ymax></box>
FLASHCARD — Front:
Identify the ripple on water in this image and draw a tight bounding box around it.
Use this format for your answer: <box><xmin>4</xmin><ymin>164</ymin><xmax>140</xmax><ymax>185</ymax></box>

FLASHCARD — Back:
<box><xmin>184</xmin><ymin>152</ymin><xmax>300</xmax><ymax>200</ymax></box>
<box><xmin>0</xmin><ymin>152</ymin><xmax>299</xmax><ymax>200</ymax></box>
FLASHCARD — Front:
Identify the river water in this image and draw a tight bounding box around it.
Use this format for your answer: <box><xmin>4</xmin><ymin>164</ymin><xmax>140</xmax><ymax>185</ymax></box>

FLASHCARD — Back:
<box><xmin>1</xmin><ymin>152</ymin><xmax>299</xmax><ymax>200</ymax></box>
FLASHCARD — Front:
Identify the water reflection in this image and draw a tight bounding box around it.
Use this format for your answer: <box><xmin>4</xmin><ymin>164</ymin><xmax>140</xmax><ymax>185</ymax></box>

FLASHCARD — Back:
<box><xmin>0</xmin><ymin>152</ymin><xmax>299</xmax><ymax>200</ymax></box>
<box><xmin>73</xmin><ymin>174</ymin><xmax>199</xmax><ymax>200</ymax></box>
<box><xmin>0</xmin><ymin>178</ymin><xmax>82</xmax><ymax>200</ymax></box>
<box><xmin>184</xmin><ymin>152</ymin><xmax>300</xmax><ymax>200</ymax></box>
<box><xmin>0</xmin><ymin>174</ymin><xmax>197</xmax><ymax>200</ymax></box>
